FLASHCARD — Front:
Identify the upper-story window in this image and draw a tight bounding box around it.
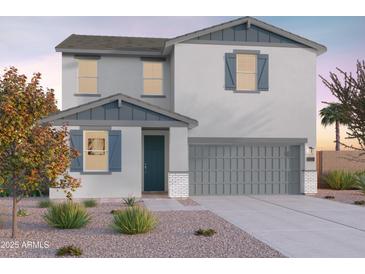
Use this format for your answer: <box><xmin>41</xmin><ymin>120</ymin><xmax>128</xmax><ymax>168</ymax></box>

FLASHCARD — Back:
<box><xmin>78</xmin><ymin>59</ymin><xmax>98</xmax><ymax>94</ymax></box>
<box><xmin>236</xmin><ymin>54</ymin><xmax>257</xmax><ymax>91</ymax></box>
<box><xmin>143</xmin><ymin>61</ymin><xmax>163</xmax><ymax>95</ymax></box>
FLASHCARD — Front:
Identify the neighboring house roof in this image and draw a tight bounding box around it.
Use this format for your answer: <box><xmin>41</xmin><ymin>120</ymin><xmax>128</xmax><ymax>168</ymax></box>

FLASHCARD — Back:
<box><xmin>41</xmin><ymin>93</ymin><xmax>198</xmax><ymax>128</ymax></box>
<box><xmin>55</xmin><ymin>34</ymin><xmax>168</xmax><ymax>55</ymax></box>
<box><xmin>55</xmin><ymin>17</ymin><xmax>327</xmax><ymax>56</ymax></box>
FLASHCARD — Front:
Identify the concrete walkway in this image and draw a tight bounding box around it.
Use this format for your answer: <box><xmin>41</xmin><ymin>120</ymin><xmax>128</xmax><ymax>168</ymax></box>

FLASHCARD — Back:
<box><xmin>143</xmin><ymin>198</ymin><xmax>203</xmax><ymax>211</ymax></box>
<box><xmin>192</xmin><ymin>195</ymin><xmax>365</xmax><ymax>258</ymax></box>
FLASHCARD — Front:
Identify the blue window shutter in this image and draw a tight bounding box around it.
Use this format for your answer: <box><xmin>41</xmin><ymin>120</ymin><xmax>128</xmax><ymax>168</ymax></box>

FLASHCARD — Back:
<box><xmin>257</xmin><ymin>54</ymin><xmax>269</xmax><ymax>91</ymax></box>
<box><xmin>70</xmin><ymin>130</ymin><xmax>83</xmax><ymax>172</ymax></box>
<box><xmin>109</xmin><ymin>130</ymin><xmax>122</xmax><ymax>172</ymax></box>
<box><xmin>225</xmin><ymin>53</ymin><xmax>236</xmax><ymax>89</ymax></box>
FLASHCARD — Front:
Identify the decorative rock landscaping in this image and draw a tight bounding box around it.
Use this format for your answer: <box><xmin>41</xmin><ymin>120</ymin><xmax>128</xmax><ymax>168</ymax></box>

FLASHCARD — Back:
<box><xmin>0</xmin><ymin>198</ymin><xmax>283</xmax><ymax>258</ymax></box>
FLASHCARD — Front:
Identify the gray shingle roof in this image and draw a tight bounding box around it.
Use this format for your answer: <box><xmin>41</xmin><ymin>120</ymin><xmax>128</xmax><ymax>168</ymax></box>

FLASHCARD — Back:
<box><xmin>55</xmin><ymin>34</ymin><xmax>168</xmax><ymax>52</ymax></box>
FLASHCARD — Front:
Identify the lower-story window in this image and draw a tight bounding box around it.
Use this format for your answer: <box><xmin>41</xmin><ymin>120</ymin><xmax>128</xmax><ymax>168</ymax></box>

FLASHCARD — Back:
<box><xmin>83</xmin><ymin>130</ymin><xmax>108</xmax><ymax>172</ymax></box>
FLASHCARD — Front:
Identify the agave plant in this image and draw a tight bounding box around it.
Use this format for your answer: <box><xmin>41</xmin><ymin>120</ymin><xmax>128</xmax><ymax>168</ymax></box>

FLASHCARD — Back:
<box><xmin>111</xmin><ymin>206</ymin><xmax>157</xmax><ymax>234</ymax></box>
<box><xmin>17</xmin><ymin>208</ymin><xmax>30</xmax><ymax>217</ymax></box>
<box><xmin>56</xmin><ymin>245</ymin><xmax>83</xmax><ymax>257</ymax></box>
<box><xmin>122</xmin><ymin>196</ymin><xmax>137</xmax><ymax>207</ymax></box>
<box><xmin>43</xmin><ymin>202</ymin><xmax>90</xmax><ymax>229</ymax></box>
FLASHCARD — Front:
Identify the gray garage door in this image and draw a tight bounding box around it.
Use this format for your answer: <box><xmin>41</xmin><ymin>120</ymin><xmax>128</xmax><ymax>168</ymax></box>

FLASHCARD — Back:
<box><xmin>189</xmin><ymin>143</ymin><xmax>301</xmax><ymax>195</ymax></box>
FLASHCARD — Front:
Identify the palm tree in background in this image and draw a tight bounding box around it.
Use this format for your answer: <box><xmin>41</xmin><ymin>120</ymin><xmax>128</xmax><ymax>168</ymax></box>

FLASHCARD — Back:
<box><xmin>319</xmin><ymin>102</ymin><xmax>348</xmax><ymax>151</ymax></box>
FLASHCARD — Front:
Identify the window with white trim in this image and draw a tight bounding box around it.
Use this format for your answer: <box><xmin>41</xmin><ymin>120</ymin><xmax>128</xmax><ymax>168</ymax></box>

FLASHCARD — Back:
<box><xmin>143</xmin><ymin>61</ymin><xmax>163</xmax><ymax>95</ymax></box>
<box><xmin>78</xmin><ymin>59</ymin><xmax>98</xmax><ymax>94</ymax></box>
<box><xmin>236</xmin><ymin>54</ymin><xmax>257</xmax><ymax>91</ymax></box>
<box><xmin>83</xmin><ymin>131</ymin><xmax>108</xmax><ymax>172</ymax></box>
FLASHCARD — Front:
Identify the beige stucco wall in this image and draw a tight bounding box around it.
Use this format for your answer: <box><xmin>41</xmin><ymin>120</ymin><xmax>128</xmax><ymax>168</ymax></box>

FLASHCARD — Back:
<box><xmin>318</xmin><ymin>151</ymin><xmax>365</xmax><ymax>174</ymax></box>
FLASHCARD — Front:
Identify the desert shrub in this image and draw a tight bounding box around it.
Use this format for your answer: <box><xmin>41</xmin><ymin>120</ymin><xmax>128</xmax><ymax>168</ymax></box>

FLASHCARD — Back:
<box><xmin>323</xmin><ymin>170</ymin><xmax>357</xmax><ymax>190</ymax></box>
<box><xmin>56</xmin><ymin>245</ymin><xmax>83</xmax><ymax>257</ymax></box>
<box><xmin>122</xmin><ymin>196</ymin><xmax>137</xmax><ymax>207</ymax></box>
<box><xmin>355</xmin><ymin>174</ymin><xmax>365</xmax><ymax>195</ymax></box>
<box><xmin>82</xmin><ymin>199</ymin><xmax>97</xmax><ymax>208</ymax></box>
<box><xmin>17</xmin><ymin>208</ymin><xmax>29</xmax><ymax>217</ymax></box>
<box><xmin>43</xmin><ymin>202</ymin><xmax>90</xmax><ymax>229</ymax></box>
<box><xmin>194</xmin><ymin>228</ymin><xmax>216</xmax><ymax>237</ymax></box>
<box><xmin>111</xmin><ymin>206</ymin><xmax>157</xmax><ymax>234</ymax></box>
<box><xmin>354</xmin><ymin>200</ymin><xmax>365</xmax><ymax>205</ymax></box>
<box><xmin>38</xmin><ymin>199</ymin><xmax>54</xmax><ymax>208</ymax></box>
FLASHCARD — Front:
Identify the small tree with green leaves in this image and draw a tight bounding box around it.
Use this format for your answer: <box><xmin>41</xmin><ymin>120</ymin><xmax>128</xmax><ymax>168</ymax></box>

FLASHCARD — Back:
<box><xmin>0</xmin><ymin>67</ymin><xmax>80</xmax><ymax>238</ymax></box>
<box><xmin>320</xmin><ymin>60</ymin><xmax>365</xmax><ymax>152</ymax></box>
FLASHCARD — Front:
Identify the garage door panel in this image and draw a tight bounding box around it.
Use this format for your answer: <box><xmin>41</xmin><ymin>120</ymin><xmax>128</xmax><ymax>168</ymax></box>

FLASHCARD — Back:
<box><xmin>189</xmin><ymin>143</ymin><xmax>301</xmax><ymax>195</ymax></box>
<box><xmin>258</xmin><ymin>184</ymin><xmax>266</xmax><ymax>194</ymax></box>
<box><xmin>272</xmin><ymin>183</ymin><xmax>280</xmax><ymax>194</ymax></box>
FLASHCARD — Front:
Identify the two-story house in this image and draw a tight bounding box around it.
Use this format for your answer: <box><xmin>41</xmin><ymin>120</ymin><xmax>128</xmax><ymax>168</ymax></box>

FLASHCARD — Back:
<box><xmin>43</xmin><ymin>16</ymin><xmax>326</xmax><ymax>199</ymax></box>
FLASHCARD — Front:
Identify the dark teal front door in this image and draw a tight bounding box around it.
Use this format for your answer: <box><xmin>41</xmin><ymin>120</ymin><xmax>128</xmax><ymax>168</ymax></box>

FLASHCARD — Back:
<box><xmin>144</xmin><ymin>135</ymin><xmax>165</xmax><ymax>192</ymax></box>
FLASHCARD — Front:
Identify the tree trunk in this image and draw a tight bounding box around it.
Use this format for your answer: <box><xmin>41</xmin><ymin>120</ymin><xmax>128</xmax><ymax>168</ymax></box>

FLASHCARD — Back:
<box><xmin>335</xmin><ymin>120</ymin><xmax>340</xmax><ymax>151</ymax></box>
<box><xmin>11</xmin><ymin>191</ymin><xmax>17</xmax><ymax>238</ymax></box>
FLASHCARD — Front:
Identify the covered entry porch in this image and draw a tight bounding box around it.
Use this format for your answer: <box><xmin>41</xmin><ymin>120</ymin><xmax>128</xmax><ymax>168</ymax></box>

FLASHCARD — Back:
<box><xmin>41</xmin><ymin>93</ymin><xmax>197</xmax><ymax>199</ymax></box>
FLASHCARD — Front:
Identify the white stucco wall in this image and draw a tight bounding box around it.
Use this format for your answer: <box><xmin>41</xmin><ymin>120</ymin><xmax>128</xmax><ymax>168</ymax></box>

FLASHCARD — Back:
<box><xmin>169</xmin><ymin>127</ymin><xmax>189</xmax><ymax>172</ymax></box>
<box><xmin>50</xmin><ymin>126</ymin><xmax>142</xmax><ymax>199</ymax></box>
<box><xmin>61</xmin><ymin>54</ymin><xmax>172</xmax><ymax>111</ymax></box>
<box><xmin>173</xmin><ymin>43</ymin><xmax>317</xmax><ymax>172</ymax></box>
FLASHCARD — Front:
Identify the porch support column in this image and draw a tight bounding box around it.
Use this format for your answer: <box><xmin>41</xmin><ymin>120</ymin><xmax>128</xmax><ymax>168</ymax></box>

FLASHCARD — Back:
<box><xmin>168</xmin><ymin>127</ymin><xmax>189</xmax><ymax>198</ymax></box>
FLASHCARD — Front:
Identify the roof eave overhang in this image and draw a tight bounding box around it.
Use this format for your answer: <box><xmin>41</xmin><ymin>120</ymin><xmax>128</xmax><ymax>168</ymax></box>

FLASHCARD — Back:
<box><xmin>55</xmin><ymin>48</ymin><xmax>165</xmax><ymax>57</ymax></box>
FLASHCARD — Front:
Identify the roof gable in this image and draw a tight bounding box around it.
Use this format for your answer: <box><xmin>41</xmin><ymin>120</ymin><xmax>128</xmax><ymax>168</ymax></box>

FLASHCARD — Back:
<box><xmin>164</xmin><ymin>17</ymin><xmax>326</xmax><ymax>55</ymax></box>
<box><xmin>191</xmin><ymin>23</ymin><xmax>302</xmax><ymax>46</ymax></box>
<box><xmin>42</xmin><ymin>93</ymin><xmax>198</xmax><ymax>128</ymax></box>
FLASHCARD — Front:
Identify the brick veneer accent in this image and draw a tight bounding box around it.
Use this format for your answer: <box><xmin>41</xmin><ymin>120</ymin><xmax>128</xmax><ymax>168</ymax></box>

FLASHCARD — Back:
<box><xmin>304</xmin><ymin>170</ymin><xmax>317</xmax><ymax>194</ymax></box>
<box><xmin>168</xmin><ymin>172</ymin><xmax>189</xmax><ymax>198</ymax></box>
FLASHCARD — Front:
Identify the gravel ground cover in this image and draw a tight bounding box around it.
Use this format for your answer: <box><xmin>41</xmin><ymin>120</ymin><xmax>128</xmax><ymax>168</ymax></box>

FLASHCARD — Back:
<box><xmin>0</xmin><ymin>198</ymin><xmax>283</xmax><ymax>258</ymax></box>
<box><xmin>313</xmin><ymin>189</ymin><xmax>365</xmax><ymax>205</ymax></box>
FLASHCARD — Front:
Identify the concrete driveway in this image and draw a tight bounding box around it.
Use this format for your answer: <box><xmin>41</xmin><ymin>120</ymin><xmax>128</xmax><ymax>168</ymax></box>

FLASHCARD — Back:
<box><xmin>192</xmin><ymin>195</ymin><xmax>365</xmax><ymax>258</ymax></box>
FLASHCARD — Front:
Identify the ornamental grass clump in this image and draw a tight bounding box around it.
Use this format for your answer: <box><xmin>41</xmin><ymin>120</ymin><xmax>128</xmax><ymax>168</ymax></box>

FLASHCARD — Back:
<box><xmin>355</xmin><ymin>174</ymin><xmax>365</xmax><ymax>195</ymax></box>
<box><xmin>111</xmin><ymin>206</ymin><xmax>157</xmax><ymax>235</ymax></box>
<box><xmin>82</xmin><ymin>199</ymin><xmax>97</xmax><ymax>208</ymax></box>
<box><xmin>38</xmin><ymin>199</ymin><xmax>54</xmax><ymax>208</ymax></box>
<box><xmin>323</xmin><ymin>170</ymin><xmax>357</xmax><ymax>190</ymax></box>
<box><xmin>56</xmin><ymin>245</ymin><xmax>83</xmax><ymax>257</ymax></box>
<box><xmin>43</xmin><ymin>202</ymin><xmax>90</xmax><ymax>229</ymax></box>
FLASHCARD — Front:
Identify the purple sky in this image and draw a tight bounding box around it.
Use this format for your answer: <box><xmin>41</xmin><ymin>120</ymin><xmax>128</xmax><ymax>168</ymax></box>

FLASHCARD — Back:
<box><xmin>0</xmin><ymin>16</ymin><xmax>364</xmax><ymax>150</ymax></box>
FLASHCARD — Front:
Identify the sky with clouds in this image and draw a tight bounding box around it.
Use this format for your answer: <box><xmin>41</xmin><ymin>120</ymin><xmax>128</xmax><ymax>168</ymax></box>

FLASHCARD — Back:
<box><xmin>0</xmin><ymin>16</ymin><xmax>364</xmax><ymax>150</ymax></box>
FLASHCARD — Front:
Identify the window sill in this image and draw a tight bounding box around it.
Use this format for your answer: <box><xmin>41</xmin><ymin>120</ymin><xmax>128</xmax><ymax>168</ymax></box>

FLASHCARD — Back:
<box><xmin>80</xmin><ymin>171</ymin><xmax>112</xmax><ymax>175</ymax></box>
<box><xmin>141</xmin><ymin>94</ymin><xmax>166</xmax><ymax>98</ymax></box>
<box><xmin>225</xmin><ymin>88</ymin><xmax>268</xmax><ymax>93</ymax></box>
<box><xmin>74</xmin><ymin>93</ymin><xmax>102</xmax><ymax>97</ymax></box>
<box><xmin>233</xmin><ymin>89</ymin><xmax>261</xmax><ymax>94</ymax></box>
